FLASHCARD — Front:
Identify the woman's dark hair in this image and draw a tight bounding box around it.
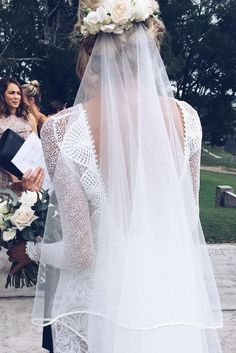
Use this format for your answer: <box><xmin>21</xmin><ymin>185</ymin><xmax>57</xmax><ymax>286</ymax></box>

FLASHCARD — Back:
<box><xmin>0</xmin><ymin>77</ymin><xmax>30</xmax><ymax>119</ymax></box>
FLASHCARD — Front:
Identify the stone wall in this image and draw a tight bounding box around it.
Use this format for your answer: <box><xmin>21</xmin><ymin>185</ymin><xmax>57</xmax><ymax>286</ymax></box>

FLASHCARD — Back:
<box><xmin>215</xmin><ymin>186</ymin><xmax>236</xmax><ymax>208</ymax></box>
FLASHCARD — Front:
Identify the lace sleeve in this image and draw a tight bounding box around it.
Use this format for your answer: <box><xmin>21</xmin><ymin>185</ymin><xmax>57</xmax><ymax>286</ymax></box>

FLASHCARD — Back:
<box><xmin>178</xmin><ymin>101</ymin><xmax>202</xmax><ymax>206</ymax></box>
<box><xmin>189</xmin><ymin>149</ymin><xmax>201</xmax><ymax>206</ymax></box>
<box><xmin>39</xmin><ymin>115</ymin><xmax>95</xmax><ymax>271</ymax></box>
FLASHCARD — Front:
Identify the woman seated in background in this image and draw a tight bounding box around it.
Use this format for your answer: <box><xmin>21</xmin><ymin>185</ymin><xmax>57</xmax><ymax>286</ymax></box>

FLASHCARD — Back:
<box><xmin>22</xmin><ymin>80</ymin><xmax>48</xmax><ymax>131</ymax></box>
<box><xmin>0</xmin><ymin>77</ymin><xmax>44</xmax><ymax>194</ymax></box>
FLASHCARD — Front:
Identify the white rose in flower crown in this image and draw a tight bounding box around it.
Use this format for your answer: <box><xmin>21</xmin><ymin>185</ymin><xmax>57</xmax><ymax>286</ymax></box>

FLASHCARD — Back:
<box><xmin>113</xmin><ymin>26</ymin><xmax>125</xmax><ymax>34</ymax></box>
<box><xmin>80</xmin><ymin>25</ymin><xmax>90</xmax><ymax>37</ymax></box>
<box><xmin>149</xmin><ymin>0</ymin><xmax>160</xmax><ymax>14</ymax></box>
<box><xmin>97</xmin><ymin>5</ymin><xmax>110</xmax><ymax>24</ymax></box>
<box><xmin>134</xmin><ymin>0</ymin><xmax>151</xmax><ymax>22</ymax></box>
<box><xmin>2</xmin><ymin>228</ymin><xmax>16</xmax><ymax>242</ymax></box>
<box><xmin>109</xmin><ymin>0</ymin><xmax>133</xmax><ymax>25</ymax></box>
<box><xmin>84</xmin><ymin>11</ymin><xmax>101</xmax><ymax>34</ymax></box>
<box><xmin>19</xmin><ymin>191</ymin><xmax>41</xmax><ymax>207</ymax></box>
<box><xmin>0</xmin><ymin>200</ymin><xmax>9</xmax><ymax>214</ymax></box>
<box><xmin>10</xmin><ymin>205</ymin><xmax>38</xmax><ymax>231</ymax></box>
<box><xmin>101</xmin><ymin>23</ymin><xmax>116</xmax><ymax>33</ymax></box>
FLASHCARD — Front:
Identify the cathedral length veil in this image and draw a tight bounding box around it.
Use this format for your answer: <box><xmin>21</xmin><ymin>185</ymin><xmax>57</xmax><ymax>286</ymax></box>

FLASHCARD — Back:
<box><xmin>32</xmin><ymin>24</ymin><xmax>223</xmax><ymax>352</ymax></box>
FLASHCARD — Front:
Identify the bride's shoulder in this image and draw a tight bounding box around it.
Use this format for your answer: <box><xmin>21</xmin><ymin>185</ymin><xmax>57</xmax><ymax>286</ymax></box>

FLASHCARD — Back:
<box><xmin>176</xmin><ymin>99</ymin><xmax>202</xmax><ymax>128</ymax></box>
<box><xmin>47</xmin><ymin>104</ymin><xmax>82</xmax><ymax>125</ymax></box>
<box><xmin>176</xmin><ymin>99</ymin><xmax>199</xmax><ymax>119</ymax></box>
<box><xmin>41</xmin><ymin>104</ymin><xmax>82</xmax><ymax>142</ymax></box>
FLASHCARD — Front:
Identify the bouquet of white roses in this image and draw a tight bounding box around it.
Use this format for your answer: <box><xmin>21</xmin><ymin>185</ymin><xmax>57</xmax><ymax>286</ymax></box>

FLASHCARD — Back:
<box><xmin>0</xmin><ymin>188</ymin><xmax>49</xmax><ymax>288</ymax></box>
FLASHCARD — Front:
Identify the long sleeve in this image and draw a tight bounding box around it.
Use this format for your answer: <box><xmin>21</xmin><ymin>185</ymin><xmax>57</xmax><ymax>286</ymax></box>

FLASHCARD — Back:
<box><xmin>189</xmin><ymin>149</ymin><xmax>201</xmax><ymax>206</ymax></box>
<box><xmin>28</xmin><ymin>114</ymin><xmax>95</xmax><ymax>270</ymax></box>
<box><xmin>177</xmin><ymin>100</ymin><xmax>202</xmax><ymax>206</ymax></box>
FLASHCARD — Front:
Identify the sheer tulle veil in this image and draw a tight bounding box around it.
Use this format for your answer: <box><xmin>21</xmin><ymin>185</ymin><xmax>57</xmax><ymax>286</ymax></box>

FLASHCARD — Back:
<box><xmin>32</xmin><ymin>21</ymin><xmax>223</xmax><ymax>353</ymax></box>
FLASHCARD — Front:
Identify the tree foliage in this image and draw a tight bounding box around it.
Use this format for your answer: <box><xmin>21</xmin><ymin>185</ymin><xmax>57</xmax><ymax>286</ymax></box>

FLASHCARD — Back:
<box><xmin>0</xmin><ymin>0</ymin><xmax>235</xmax><ymax>144</ymax></box>
<box><xmin>0</xmin><ymin>0</ymin><xmax>79</xmax><ymax>108</ymax></box>
<box><xmin>159</xmin><ymin>0</ymin><xmax>236</xmax><ymax>144</ymax></box>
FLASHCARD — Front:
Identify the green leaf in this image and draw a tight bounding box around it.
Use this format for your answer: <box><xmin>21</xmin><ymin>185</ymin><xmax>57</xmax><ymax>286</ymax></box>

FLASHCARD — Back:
<box><xmin>0</xmin><ymin>188</ymin><xmax>18</xmax><ymax>206</ymax></box>
<box><xmin>21</xmin><ymin>227</ymin><xmax>37</xmax><ymax>242</ymax></box>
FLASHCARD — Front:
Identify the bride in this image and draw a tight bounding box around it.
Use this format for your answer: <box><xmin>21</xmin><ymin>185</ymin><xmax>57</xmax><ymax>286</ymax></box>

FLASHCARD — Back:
<box><xmin>32</xmin><ymin>1</ymin><xmax>223</xmax><ymax>352</ymax></box>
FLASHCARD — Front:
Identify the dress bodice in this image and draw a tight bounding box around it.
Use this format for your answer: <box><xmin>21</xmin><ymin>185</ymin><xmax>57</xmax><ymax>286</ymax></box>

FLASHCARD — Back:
<box><xmin>41</xmin><ymin>101</ymin><xmax>202</xmax><ymax>226</ymax></box>
<box><xmin>0</xmin><ymin>115</ymin><xmax>32</xmax><ymax>189</ymax></box>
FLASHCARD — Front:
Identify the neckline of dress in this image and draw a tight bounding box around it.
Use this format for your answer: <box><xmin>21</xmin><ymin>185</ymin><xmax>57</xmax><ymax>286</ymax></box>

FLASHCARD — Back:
<box><xmin>175</xmin><ymin>99</ymin><xmax>188</xmax><ymax>157</ymax></box>
<box><xmin>79</xmin><ymin>104</ymin><xmax>108</xmax><ymax>198</ymax></box>
<box><xmin>79</xmin><ymin>101</ymin><xmax>189</xmax><ymax>184</ymax></box>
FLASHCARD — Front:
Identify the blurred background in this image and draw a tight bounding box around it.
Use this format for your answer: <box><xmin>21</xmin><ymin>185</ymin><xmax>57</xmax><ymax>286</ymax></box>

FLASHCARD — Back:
<box><xmin>0</xmin><ymin>0</ymin><xmax>235</xmax><ymax>243</ymax></box>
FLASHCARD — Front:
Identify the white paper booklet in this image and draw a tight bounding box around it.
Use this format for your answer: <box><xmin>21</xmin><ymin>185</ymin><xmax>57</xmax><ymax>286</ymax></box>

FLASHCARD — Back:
<box><xmin>12</xmin><ymin>132</ymin><xmax>53</xmax><ymax>192</ymax></box>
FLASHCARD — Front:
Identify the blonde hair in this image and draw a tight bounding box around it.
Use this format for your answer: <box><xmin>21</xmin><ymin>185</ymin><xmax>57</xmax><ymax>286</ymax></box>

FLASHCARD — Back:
<box><xmin>22</xmin><ymin>80</ymin><xmax>41</xmax><ymax>105</ymax></box>
<box><xmin>75</xmin><ymin>0</ymin><xmax>166</xmax><ymax>79</ymax></box>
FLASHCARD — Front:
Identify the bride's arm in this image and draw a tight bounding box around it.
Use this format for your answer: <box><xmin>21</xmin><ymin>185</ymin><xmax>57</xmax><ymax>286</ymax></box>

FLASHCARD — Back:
<box><xmin>27</xmin><ymin>115</ymin><xmax>95</xmax><ymax>270</ymax></box>
<box><xmin>180</xmin><ymin>101</ymin><xmax>202</xmax><ymax>206</ymax></box>
<box><xmin>189</xmin><ymin>149</ymin><xmax>201</xmax><ymax>206</ymax></box>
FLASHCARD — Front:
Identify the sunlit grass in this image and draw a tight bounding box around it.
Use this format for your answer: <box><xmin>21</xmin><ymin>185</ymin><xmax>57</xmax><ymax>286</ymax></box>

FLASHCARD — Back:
<box><xmin>200</xmin><ymin>171</ymin><xmax>236</xmax><ymax>243</ymax></box>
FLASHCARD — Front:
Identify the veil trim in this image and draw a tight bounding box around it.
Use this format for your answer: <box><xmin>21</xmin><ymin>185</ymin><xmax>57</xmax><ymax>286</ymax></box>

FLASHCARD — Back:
<box><xmin>33</xmin><ymin>310</ymin><xmax>224</xmax><ymax>331</ymax></box>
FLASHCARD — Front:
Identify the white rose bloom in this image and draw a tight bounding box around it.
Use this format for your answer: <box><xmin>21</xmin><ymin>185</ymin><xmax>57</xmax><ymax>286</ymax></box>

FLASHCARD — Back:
<box><xmin>11</xmin><ymin>205</ymin><xmax>38</xmax><ymax>231</ymax></box>
<box><xmin>96</xmin><ymin>6</ymin><xmax>110</xmax><ymax>24</ymax></box>
<box><xmin>84</xmin><ymin>11</ymin><xmax>99</xmax><ymax>25</ymax></box>
<box><xmin>100</xmin><ymin>23</ymin><xmax>116</xmax><ymax>33</ymax></box>
<box><xmin>110</xmin><ymin>0</ymin><xmax>133</xmax><ymax>25</ymax></box>
<box><xmin>19</xmin><ymin>191</ymin><xmax>40</xmax><ymax>207</ymax></box>
<box><xmin>3</xmin><ymin>213</ymin><xmax>14</xmax><ymax>222</ymax></box>
<box><xmin>123</xmin><ymin>22</ymin><xmax>133</xmax><ymax>31</ymax></box>
<box><xmin>0</xmin><ymin>213</ymin><xmax>5</xmax><ymax>230</ymax></box>
<box><xmin>84</xmin><ymin>11</ymin><xmax>101</xmax><ymax>35</ymax></box>
<box><xmin>103</xmin><ymin>0</ymin><xmax>115</xmax><ymax>13</ymax></box>
<box><xmin>134</xmin><ymin>0</ymin><xmax>151</xmax><ymax>22</ymax></box>
<box><xmin>2</xmin><ymin>228</ymin><xmax>16</xmax><ymax>242</ymax></box>
<box><xmin>80</xmin><ymin>25</ymin><xmax>90</xmax><ymax>37</ymax></box>
<box><xmin>149</xmin><ymin>0</ymin><xmax>159</xmax><ymax>14</ymax></box>
<box><xmin>113</xmin><ymin>26</ymin><xmax>125</xmax><ymax>34</ymax></box>
<box><xmin>84</xmin><ymin>21</ymin><xmax>100</xmax><ymax>35</ymax></box>
<box><xmin>0</xmin><ymin>200</ymin><xmax>9</xmax><ymax>214</ymax></box>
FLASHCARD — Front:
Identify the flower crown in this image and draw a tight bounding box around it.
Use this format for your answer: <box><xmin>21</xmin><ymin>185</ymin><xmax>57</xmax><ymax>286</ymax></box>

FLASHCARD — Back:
<box><xmin>80</xmin><ymin>0</ymin><xmax>160</xmax><ymax>38</ymax></box>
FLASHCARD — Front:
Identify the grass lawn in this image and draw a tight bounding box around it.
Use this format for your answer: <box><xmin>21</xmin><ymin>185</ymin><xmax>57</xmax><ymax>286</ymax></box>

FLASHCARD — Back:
<box><xmin>200</xmin><ymin>171</ymin><xmax>236</xmax><ymax>243</ymax></box>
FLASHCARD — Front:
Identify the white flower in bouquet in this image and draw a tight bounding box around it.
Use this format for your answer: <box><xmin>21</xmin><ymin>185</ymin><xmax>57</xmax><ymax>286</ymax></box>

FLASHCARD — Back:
<box><xmin>2</xmin><ymin>228</ymin><xmax>16</xmax><ymax>242</ymax></box>
<box><xmin>19</xmin><ymin>191</ymin><xmax>41</xmax><ymax>207</ymax></box>
<box><xmin>3</xmin><ymin>213</ymin><xmax>14</xmax><ymax>222</ymax></box>
<box><xmin>10</xmin><ymin>205</ymin><xmax>38</xmax><ymax>231</ymax></box>
<box><xmin>0</xmin><ymin>213</ymin><xmax>5</xmax><ymax>230</ymax></box>
<box><xmin>0</xmin><ymin>200</ymin><xmax>9</xmax><ymax>214</ymax></box>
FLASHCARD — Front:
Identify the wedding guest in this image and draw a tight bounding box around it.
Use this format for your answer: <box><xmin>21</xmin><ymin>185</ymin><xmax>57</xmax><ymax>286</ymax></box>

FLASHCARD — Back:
<box><xmin>47</xmin><ymin>100</ymin><xmax>67</xmax><ymax>117</ymax></box>
<box><xmin>1</xmin><ymin>77</ymin><xmax>50</xmax><ymax>351</ymax></box>
<box><xmin>22</xmin><ymin>80</ymin><xmax>48</xmax><ymax>131</ymax></box>
<box><xmin>0</xmin><ymin>76</ymin><xmax>45</xmax><ymax>276</ymax></box>
<box><xmin>0</xmin><ymin>77</ymin><xmax>44</xmax><ymax>193</ymax></box>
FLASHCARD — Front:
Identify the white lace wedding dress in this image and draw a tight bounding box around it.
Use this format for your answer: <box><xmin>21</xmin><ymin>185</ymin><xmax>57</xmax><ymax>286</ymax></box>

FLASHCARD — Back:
<box><xmin>30</xmin><ymin>100</ymin><xmax>203</xmax><ymax>353</ymax></box>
